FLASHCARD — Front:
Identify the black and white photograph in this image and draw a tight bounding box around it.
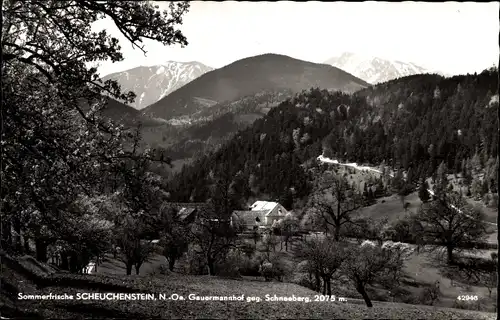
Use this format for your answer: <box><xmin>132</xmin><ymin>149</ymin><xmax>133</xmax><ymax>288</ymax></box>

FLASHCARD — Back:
<box><xmin>1</xmin><ymin>1</ymin><xmax>498</xmax><ymax>319</ymax></box>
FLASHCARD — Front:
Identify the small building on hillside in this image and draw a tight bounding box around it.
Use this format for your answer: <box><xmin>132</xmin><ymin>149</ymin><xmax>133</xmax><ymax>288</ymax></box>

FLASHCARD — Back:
<box><xmin>164</xmin><ymin>202</ymin><xmax>210</xmax><ymax>224</ymax></box>
<box><xmin>166</xmin><ymin>202</ymin><xmax>233</xmax><ymax>228</ymax></box>
<box><xmin>231</xmin><ymin>201</ymin><xmax>288</xmax><ymax>231</ymax></box>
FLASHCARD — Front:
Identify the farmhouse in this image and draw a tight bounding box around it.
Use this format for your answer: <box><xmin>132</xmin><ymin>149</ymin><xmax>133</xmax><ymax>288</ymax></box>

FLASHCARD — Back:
<box><xmin>231</xmin><ymin>201</ymin><xmax>288</xmax><ymax>230</ymax></box>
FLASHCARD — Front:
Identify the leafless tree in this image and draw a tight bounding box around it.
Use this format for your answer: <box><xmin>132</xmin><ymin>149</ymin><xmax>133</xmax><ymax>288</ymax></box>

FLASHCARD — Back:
<box><xmin>308</xmin><ymin>172</ymin><xmax>364</xmax><ymax>241</ymax></box>
<box><xmin>188</xmin><ymin>206</ymin><xmax>237</xmax><ymax>276</ymax></box>
<box><xmin>295</xmin><ymin>237</ymin><xmax>349</xmax><ymax>295</ymax></box>
<box><xmin>273</xmin><ymin>213</ymin><xmax>299</xmax><ymax>251</ymax></box>
<box><xmin>412</xmin><ymin>191</ymin><xmax>487</xmax><ymax>264</ymax></box>
<box><xmin>341</xmin><ymin>244</ymin><xmax>407</xmax><ymax>307</ymax></box>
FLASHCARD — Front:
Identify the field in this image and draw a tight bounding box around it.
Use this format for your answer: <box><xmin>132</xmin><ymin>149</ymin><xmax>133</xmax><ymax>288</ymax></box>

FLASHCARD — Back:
<box><xmin>356</xmin><ymin>192</ymin><xmax>421</xmax><ymax>222</ymax></box>
<box><xmin>92</xmin><ymin>235</ymin><xmax>497</xmax><ymax>314</ymax></box>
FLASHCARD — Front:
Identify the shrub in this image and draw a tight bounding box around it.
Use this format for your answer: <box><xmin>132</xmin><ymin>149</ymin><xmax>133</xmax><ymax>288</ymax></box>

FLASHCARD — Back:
<box><xmin>216</xmin><ymin>249</ymin><xmax>246</xmax><ymax>278</ymax></box>
<box><xmin>270</xmin><ymin>256</ymin><xmax>294</xmax><ymax>282</ymax></box>
<box><xmin>419</xmin><ymin>282</ymin><xmax>440</xmax><ymax>306</ymax></box>
<box><xmin>185</xmin><ymin>247</ymin><xmax>207</xmax><ymax>275</ymax></box>
<box><xmin>259</xmin><ymin>261</ymin><xmax>274</xmax><ymax>281</ymax></box>
<box><xmin>239</xmin><ymin>256</ymin><xmax>261</xmax><ymax>277</ymax></box>
<box><xmin>452</xmin><ymin>299</ymin><xmax>471</xmax><ymax>310</ymax></box>
<box><xmin>291</xmin><ymin>273</ymin><xmax>316</xmax><ymax>291</ymax></box>
<box><xmin>489</xmin><ymin>194</ymin><xmax>498</xmax><ymax>208</ymax></box>
<box><xmin>482</xmin><ymin>193</ymin><xmax>491</xmax><ymax>205</ymax></box>
<box><xmin>390</xmin><ymin>287</ymin><xmax>420</xmax><ymax>304</ymax></box>
<box><xmin>403</xmin><ymin>202</ymin><xmax>410</xmax><ymax>210</ymax></box>
<box><xmin>147</xmin><ymin>263</ymin><xmax>170</xmax><ymax>276</ymax></box>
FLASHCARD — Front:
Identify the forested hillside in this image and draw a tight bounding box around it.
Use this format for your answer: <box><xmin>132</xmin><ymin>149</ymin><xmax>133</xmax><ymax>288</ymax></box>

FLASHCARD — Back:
<box><xmin>163</xmin><ymin>90</ymin><xmax>294</xmax><ymax>160</ymax></box>
<box><xmin>167</xmin><ymin>69</ymin><xmax>499</xmax><ymax>208</ymax></box>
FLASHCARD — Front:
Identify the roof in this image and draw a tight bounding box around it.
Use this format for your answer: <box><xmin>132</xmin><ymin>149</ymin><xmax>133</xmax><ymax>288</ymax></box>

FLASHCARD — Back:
<box><xmin>161</xmin><ymin>202</ymin><xmax>210</xmax><ymax>221</ymax></box>
<box><xmin>177</xmin><ymin>207</ymin><xmax>197</xmax><ymax>221</ymax></box>
<box><xmin>250</xmin><ymin>201</ymin><xmax>279</xmax><ymax>215</ymax></box>
<box><xmin>232</xmin><ymin>210</ymin><xmax>268</xmax><ymax>226</ymax></box>
<box><xmin>166</xmin><ymin>202</ymin><xmax>209</xmax><ymax>209</ymax></box>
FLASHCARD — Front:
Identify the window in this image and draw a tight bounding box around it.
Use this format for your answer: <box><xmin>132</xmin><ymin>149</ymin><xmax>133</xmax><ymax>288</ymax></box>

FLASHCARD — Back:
<box><xmin>256</xmin><ymin>217</ymin><xmax>260</xmax><ymax>222</ymax></box>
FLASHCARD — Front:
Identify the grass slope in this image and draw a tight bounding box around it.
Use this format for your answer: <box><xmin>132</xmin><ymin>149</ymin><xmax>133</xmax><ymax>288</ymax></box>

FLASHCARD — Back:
<box><xmin>3</xmin><ymin>253</ymin><xmax>496</xmax><ymax>320</ymax></box>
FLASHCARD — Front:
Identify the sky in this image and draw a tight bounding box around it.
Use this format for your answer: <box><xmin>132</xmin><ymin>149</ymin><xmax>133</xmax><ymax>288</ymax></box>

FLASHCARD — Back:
<box><xmin>94</xmin><ymin>1</ymin><xmax>499</xmax><ymax>77</ymax></box>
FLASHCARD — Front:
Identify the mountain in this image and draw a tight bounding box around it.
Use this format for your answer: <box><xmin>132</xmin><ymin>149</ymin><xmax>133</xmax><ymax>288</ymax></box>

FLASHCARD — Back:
<box><xmin>167</xmin><ymin>68</ymin><xmax>499</xmax><ymax>207</ymax></box>
<box><xmin>143</xmin><ymin>53</ymin><xmax>370</xmax><ymax>121</ymax></box>
<box><xmin>324</xmin><ymin>52</ymin><xmax>442</xmax><ymax>84</ymax></box>
<box><xmin>102</xmin><ymin>61</ymin><xmax>214</xmax><ymax>110</ymax></box>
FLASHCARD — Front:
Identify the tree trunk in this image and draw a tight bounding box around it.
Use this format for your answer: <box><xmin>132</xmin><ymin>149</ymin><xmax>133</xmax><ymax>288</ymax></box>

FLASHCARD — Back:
<box><xmin>315</xmin><ymin>270</ymin><xmax>321</xmax><ymax>293</ymax></box>
<box><xmin>13</xmin><ymin>217</ymin><xmax>22</xmax><ymax>252</ymax></box>
<box><xmin>24</xmin><ymin>236</ymin><xmax>31</xmax><ymax>254</ymax></box>
<box><xmin>334</xmin><ymin>223</ymin><xmax>340</xmax><ymax>242</ymax></box>
<box><xmin>356</xmin><ymin>283</ymin><xmax>373</xmax><ymax>307</ymax></box>
<box><xmin>326</xmin><ymin>277</ymin><xmax>332</xmax><ymax>296</ymax></box>
<box><xmin>207</xmin><ymin>259</ymin><xmax>215</xmax><ymax>276</ymax></box>
<box><xmin>322</xmin><ymin>277</ymin><xmax>327</xmax><ymax>294</ymax></box>
<box><xmin>168</xmin><ymin>258</ymin><xmax>175</xmax><ymax>271</ymax></box>
<box><xmin>69</xmin><ymin>252</ymin><xmax>78</xmax><ymax>272</ymax></box>
<box><xmin>61</xmin><ymin>252</ymin><xmax>69</xmax><ymax>270</ymax></box>
<box><xmin>1</xmin><ymin>219</ymin><xmax>12</xmax><ymax>250</ymax></box>
<box><xmin>126</xmin><ymin>262</ymin><xmax>133</xmax><ymax>275</ymax></box>
<box><xmin>35</xmin><ymin>239</ymin><xmax>48</xmax><ymax>262</ymax></box>
<box><xmin>135</xmin><ymin>263</ymin><xmax>141</xmax><ymax>275</ymax></box>
<box><xmin>446</xmin><ymin>245</ymin><xmax>454</xmax><ymax>264</ymax></box>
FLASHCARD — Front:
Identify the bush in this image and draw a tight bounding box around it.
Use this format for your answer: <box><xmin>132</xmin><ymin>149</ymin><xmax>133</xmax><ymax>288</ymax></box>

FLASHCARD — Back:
<box><xmin>270</xmin><ymin>256</ymin><xmax>294</xmax><ymax>282</ymax></box>
<box><xmin>216</xmin><ymin>249</ymin><xmax>247</xmax><ymax>278</ymax></box>
<box><xmin>147</xmin><ymin>263</ymin><xmax>171</xmax><ymax>276</ymax></box>
<box><xmin>488</xmin><ymin>194</ymin><xmax>498</xmax><ymax>208</ymax></box>
<box><xmin>482</xmin><ymin>193</ymin><xmax>490</xmax><ymax>205</ymax></box>
<box><xmin>419</xmin><ymin>283</ymin><xmax>440</xmax><ymax>306</ymax></box>
<box><xmin>239</xmin><ymin>256</ymin><xmax>261</xmax><ymax>277</ymax></box>
<box><xmin>291</xmin><ymin>273</ymin><xmax>316</xmax><ymax>291</ymax></box>
<box><xmin>259</xmin><ymin>261</ymin><xmax>274</xmax><ymax>281</ymax></box>
<box><xmin>453</xmin><ymin>299</ymin><xmax>471</xmax><ymax>310</ymax></box>
<box><xmin>185</xmin><ymin>247</ymin><xmax>207</xmax><ymax>275</ymax></box>
<box><xmin>387</xmin><ymin>286</ymin><xmax>414</xmax><ymax>303</ymax></box>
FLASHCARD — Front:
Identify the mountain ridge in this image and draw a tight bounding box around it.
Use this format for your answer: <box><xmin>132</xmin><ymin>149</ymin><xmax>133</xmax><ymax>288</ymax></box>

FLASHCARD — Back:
<box><xmin>102</xmin><ymin>61</ymin><xmax>214</xmax><ymax>110</ymax></box>
<box><xmin>324</xmin><ymin>52</ymin><xmax>445</xmax><ymax>84</ymax></box>
<box><xmin>143</xmin><ymin>53</ymin><xmax>370</xmax><ymax>121</ymax></box>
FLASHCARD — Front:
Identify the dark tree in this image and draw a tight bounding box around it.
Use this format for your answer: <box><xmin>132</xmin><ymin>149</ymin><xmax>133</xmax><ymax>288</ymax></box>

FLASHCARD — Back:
<box><xmin>1</xmin><ymin>0</ymin><xmax>189</xmax><ymax>271</ymax></box>
<box><xmin>418</xmin><ymin>179</ymin><xmax>431</xmax><ymax>203</ymax></box>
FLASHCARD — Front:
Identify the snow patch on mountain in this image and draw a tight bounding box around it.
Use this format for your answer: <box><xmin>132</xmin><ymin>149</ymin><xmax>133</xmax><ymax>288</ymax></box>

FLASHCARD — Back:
<box><xmin>324</xmin><ymin>52</ymin><xmax>443</xmax><ymax>84</ymax></box>
<box><xmin>102</xmin><ymin>61</ymin><xmax>214</xmax><ymax>110</ymax></box>
<box><xmin>156</xmin><ymin>66</ymin><xmax>165</xmax><ymax>75</ymax></box>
